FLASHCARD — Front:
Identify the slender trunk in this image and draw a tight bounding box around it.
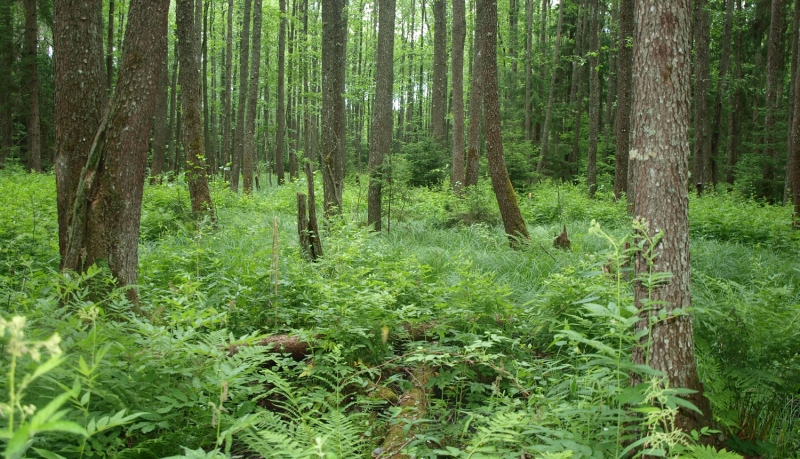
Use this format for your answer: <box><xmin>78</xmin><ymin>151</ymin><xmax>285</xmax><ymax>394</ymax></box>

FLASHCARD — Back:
<box><xmin>451</xmin><ymin>0</ymin><xmax>466</xmax><ymax>190</ymax></box>
<box><xmin>167</xmin><ymin>39</ymin><xmax>179</xmax><ymax>176</ymax></box>
<box><xmin>613</xmin><ymin>0</ymin><xmax>633</xmax><ymax>199</ymax></box>
<box><xmin>405</xmin><ymin>0</ymin><xmax>416</xmax><ymax>139</ymax></box>
<box><xmin>603</xmin><ymin>1</ymin><xmax>616</xmax><ymax>148</ymax></box>
<box><xmin>533</xmin><ymin>0</ymin><xmax>547</xmax><ymax>143</ymax></box>
<box><xmin>726</xmin><ymin>0</ymin><xmax>744</xmax><ymax>185</ymax></box>
<box><xmin>287</xmin><ymin>0</ymin><xmax>298</xmax><ymax>181</ymax></box>
<box><xmin>692</xmin><ymin>0</ymin><xmax>712</xmax><ymax>194</ymax></box>
<box><xmin>784</xmin><ymin>0</ymin><xmax>800</xmax><ymax>204</ymax></box>
<box><xmin>710</xmin><ymin>0</ymin><xmax>734</xmax><ymax>190</ymax></box>
<box><xmin>321</xmin><ymin>0</ymin><xmax>347</xmax><ymax>215</ymax></box>
<box><xmin>792</xmin><ymin>20</ymin><xmax>800</xmax><ymax>225</ymax></box>
<box><xmin>534</xmin><ymin>0</ymin><xmax>564</xmax><ymax>177</ymax></box>
<box><xmin>24</xmin><ymin>0</ymin><xmax>41</xmax><ymax>172</ymax></box>
<box><xmin>465</xmin><ymin>15</ymin><xmax>483</xmax><ymax>187</ymax></box>
<box><xmin>231</xmin><ymin>0</ymin><xmax>252</xmax><ymax>191</ymax></box>
<box><xmin>481</xmin><ymin>0</ymin><xmax>529</xmax><ymax>245</ymax></box>
<box><xmin>150</xmin><ymin>49</ymin><xmax>170</xmax><ymax>183</ymax></box>
<box><xmin>524</xmin><ymin>0</ymin><xmax>532</xmax><ymax>142</ymax></box>
<box><xmin>202</xmin><ymin>0</ymin><xmax>211</xmax><ymax>176</ymax></box>
<box><xmin>0</xmin><ymin>0</ymin><xmax>14</xmax><ymax>168</ymax></box>
<box><xmin>762</xmin><ymin>0</ymin><xmax>786</xmax><ymax>200</ymax></box>
<box><xmin>587</xmin><ymin>0</ymin><xmax>600</xmax><ymax>197</ymax></box>
<box><xmin>106</xmin><ymin>0</ymin><xmax>114</xmax><ymax>91</ymax></box>
<box><xmin>276</xmin><ymin>0</ymin><xmax>287</xmax><ymax>184</ymax></box>
<box><xmin>222</xmin><ymin>0</ymin><xmax>233</xmax><ymax>178</ymax></box>
<box><xmin>431</xmin><ymin>0</ymin><xmax>447</xmax><ymax>145</ymax></box>
<box><xmin>243</xmin><ymin>0</ymin><xmax>263</xmax><ymax>193</ymax></box>
<box><xmin>568</xmin><ymin>2</ymin><xmax>587</xmax><ymax>180</ymax></box>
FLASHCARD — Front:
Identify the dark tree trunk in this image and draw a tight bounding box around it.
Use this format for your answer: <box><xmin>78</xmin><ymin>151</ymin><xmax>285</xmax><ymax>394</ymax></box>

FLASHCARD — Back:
<box><xmin>243</xmin><ymin>0</ymin><xmax>263</xmax><ymax>194</ymax></box>
<box><xmin>726</xmin><ymin>0</ymin><xmax>743</xmax><ymax>184</ymax></box>
<box><xmin>202</xmin><ymin>0</ymin><xmax>211</xmax><ymax>176</ymax></box>
<box><xmin>276</xmin><ymin>0</ymin><xmax>287</xmax><ymax>184</ymax></box>
<box><xmin>568</xmin><ymin>2</ymin><xmax>587</xmax><ymax>180</ymax></box>
<box><xmin>177</xmin><ymin>0</ymin><xmax>214</xmax><ymax>215</ymax></box>
<box><xmin>784</xmin><ymin>0</ymin><xmax>799</xmax><ymax>204</ymax></box>
<box><xmin>451</xmin><ymin>0</ymin><xmax>466</xmax><ymax>190</ymax></box>
<box><xmin>167</xmin><ymin>39</ymin><xmax>179</xmax><ymax>176</ymax></box>
<box><xmin>0</xmin><ymin>0</ymin><xmax>14</xmax><ymax>168</ymax></box>
<box><xmin>710</xmin><ymin>0</ymin><xmax>734</xmax><ymax>190</ymax></box>
<box><xmin>321</xmin><ymin>0</ymin><xmax>347</xmax><ymax>216</ymax></box>
<box><xmin>613</xmin><ymin>0</ymin><xmax>633</xmax><ymax>199</ymax></box>
<box><xmin>533</xmin><ymin>0</ymin><xmax>547</xmax><ymax>144</ymax></box>
<box><xmin>231</xmin><ymin>0</ymin><xmax>252</xmax><ymax>191</ymax></box>
<box><xmin>587</xmin><ymin>0</ymin><xmax>600</xmax><ymax>197</ymax></box>
<box><xmin>480</xmin><ymin>0</ymin><xmax>530</xmax><ymax>245</ymax></box>
<box><xmin>465</xmin><ymin>16</ymin><xmax>483</xmax><ymax>187</ymax></box>
<box><xmin>24</xmin><ymin>0</ymin><xmax>41</xmax><ymax>172</ymax></box>
<box><xmin>524</xmin><ymin>0</ymin><xmax>533</xmax><ymax>142</ymax></box>
<box><xmin>692</xmin><ymin>0</ymin><xmax>712</xmax><ymax>194</ymax></box>
<box><xmin>629</xmin><ymin>0</ymin><xmax>712</xmax><ymax>433</ymax></box>
<box><xmin>367</xmin><ymin>0</ymin><xmax>395</xmax><ymax>230</ymax></box>
<box><xmin>222</xmin><ymin>0</ymin><xmax>233</xmax><ymax>179</ymax></box>
<box><xmin>431</xmin><ymin>0</ymin><xmax>447</xmax><ymax>146</ymax></box>
<box><xmin>405</xmin><ymin>0</ymin><xmax>416</xmax><ymax>140</ymax></box>
<box><xmin>793</xmin><ymin>23</ymin><xmax>800</xmax><ymax>225</ymax></box>
<box><xmin>57</xmin><ymin>0</ymin><xmax>170</xmax><ymax>303</ymax></box>
<box><xmin>762</xmin><ymin>0</ymin><xmax>785</xmax><ymax>200</ymax></box>
<box><xmin>535</xmin><ymin>0</ymin><xmax>564</xmax><ymax>177</ymax></box>
<box><xmin>150</xmin><ymin>49</ymin><xmax>170</xmax><ymax>183</ymax></box>
<box><xmin>106</xmin><ymin>0</ymin><xmax>114</xmax><ymax>91</ymax></box>
<box><xmin>603</xmin><ymin>1</ymin><xmax>616</xmax><ymax>147</ymax></box>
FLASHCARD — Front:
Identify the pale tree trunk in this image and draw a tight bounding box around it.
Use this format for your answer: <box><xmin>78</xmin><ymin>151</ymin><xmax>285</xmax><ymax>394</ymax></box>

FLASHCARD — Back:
<box><xmin>405</xmin><ymin>0</ymin><xmax>416</xmax><ymax>140</ymax></box>
<box><xmin>276</xmin><ymin>0</ymin><xmax>287</xmax><ymax>184</ymax></box>
<box><xmin>321</xmin><ymin>0</ymin><xmax>347</xmax><ymax>216</ymax></box>
<box><xmin>24</xmin><ymin>0</ymin><xmax>41</xmax><ymax>172</ymax></box>
<box><xmin>629</xmin><ymin>0</ymin><xmax>712</xmax><ymax>433</ymax></box>
<box><xmin>231</xmin><ymin>0</ymin><xmax>251</xmax><ymax>191</ymax></box>
<box><xmin>431</xmin><ymin>0</ymin><xmax>447</xmax><ymax>146</ymax></box>
<box><xmin>465</xmin><ymin>16</ymin><xmax>483</xmax><ymax>188</ymax></box>
<box><xmin>150</xmin><ymin>50</ymin><xmax>170</xmax><ymax>183</ymax></box>
<box><xmin>177</xmin><ymin>0</ymin><xmax>214</xmax><ymax>215</ymax></box>
<box><xmin>535</xmin><ymin>0</ymin><xmax>564</xmax><ymax>177</ymax></box>
<box><xmin>587</xmin><ymin>0</ymin><xmax>600</xmax><ymax>197</ymax></box>
<box><xmin>613</xmin><ymin>0</ymin><xmax>633</xmax><ymax>199</ymax></box>
<box><xmin>451</xmin><ymin>0</ymin><xmax>466</xmax><ymax>190</ymax></box>
<box><xmin>762</xmin><ymin>0</ymin><xmax>785</xmax><ymax>200</ymax></box>
<box><xmin>57</xmin><ymin>0</ymin><xmax>170</xmax><ymax>305</ymax></box>
<box><xmin>710</xmin><ymin>0</ymin><xmax>734</xmax><ymax>190</ymax></box>
<box><xmin>367</xmin><ymin>0</ymin><xmax>395</xmax><ymax>230</ymax></box>
<box><xmin>692</xmin><ymin>0</ymin><xmax>711</xmax><ymax>194</ymax></box>
<box><xmin>726</xmin><ymin>0</ymin><xmax>743</xmax><ymax>184</ymax></box>
<box><xmin>480</xmin><ymin>0</ymin><xmax>529</xmax><ymax>246</ymax></box>
<box><xmin>0</xmin><ymin>0</ymin><xmax>14</xmax><ymax>168</ymax></box>
<box><xmin>243</xmin><ymin>0</ymin><xmax>263</xmax><ymax>193</ymax></box>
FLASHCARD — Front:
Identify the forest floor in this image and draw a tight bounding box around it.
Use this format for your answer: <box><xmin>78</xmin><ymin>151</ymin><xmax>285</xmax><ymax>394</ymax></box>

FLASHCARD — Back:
<box><xmin>1</xmin><ymin>168</ymin><xmax>799</xmax><ymax>459</ymax></box>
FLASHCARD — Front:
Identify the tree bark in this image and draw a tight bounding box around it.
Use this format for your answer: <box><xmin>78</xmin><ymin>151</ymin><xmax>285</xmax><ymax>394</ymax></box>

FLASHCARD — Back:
<box><xmin>613</xmin><ymin>0</ymin><xmax>633</xmax><ymax>199</ymax></box>
<box><xmin>177</xmin><ymin>0</ymin><xmax>214</xmax><ymax>215</ymax></box>
<box><xmin>629</xmin><ymin>0</ymin><xmax>712</xmax><ymax>433</ymax></box>
<box><xmin>726</xmin><ymin>0</ymin><xmax>743</xmax><ymax>184</ymax></box>
<box><xmin>431</xmin><ymin>0</ymin><xmax>447</xmax><ymax>146</ymax></box>
<box><xmin>243</xmin><ymin>0</ymin><xmax>263</xmax><ymax>194</ymax></box>
<box><xmin>451</xmin><ymin>0</ymin><xmax>466</xmax><ymax>190</ymax></box>
<box><xmin>222</xmin><ymin>0</ymin><xmax>233</xmax><ymax>179</ymax></box>
<box><xmin>481</xmin><ymin>0</ymin><xmax>530</xmax><ymax>246</ymax></box>
<box><xmin>762</xmin><ymin>0</ymin><xmax>786</xmax><ymax>200</ymax></box>
<box><xmin>587</xmin><ymin>0</ymin><xmax>600</xmax><ymax>197</ymax></box>
<box><xmin>231</xmin><ymin>0</ymin><xmax>252</xmax><ymax>192</ymax></box>
<box><xmin>524</xmin><ymin>0</ymin><xmax>533</xmax><ymax>142</ymax></box>
<box><xmin>534</xmin><ymin>0</ymin><xmax>564</xmax><ymax>177</ymax></box>
<box><xmin>568</xmin><ymin>2</ymin><xmax>587</xmax><ymax>181</ymax></box>
<box><xmin>793</xmin><ymin>22</ymin><xmax>800</xmax><ymax>226</ymax></box>
<box><xmin>276</xmin><ymin>0</ymin><xmax>287</xmax><ymax>184</ymax></box>
<box><xmin>465</xmin><ymin>16</ymin><xmax>483</xmax><ymax>188</ymax></box>
<box><xmin>784</xmin><ymin>0</ymin><xmax>800</xmax><ymax>204</ymax></box>
<box><xmin>150</xmin><ymin>49</ymin><xmax>170</xmax><ymax>183</ymax></box>
<box><xmin>710</xmin><ymin>0</ymin><xmax>734</xmax><ymax>190</ymax></box>
<box><xmin>167</xmin><ymin>39</ymin><xmax>179</xmax><ymax>177</ymax></box>
<box><xmin>367</xmin><ymin>0</ymin><xmax>395</xmax><ymax>231</ymax></box>
<box><xmin>57</xmin><ymin>0</ymin><xmax>170</xmax><ymax>303</ymax></box>
<box><xmin>321</xmin><ymin>0</ymin><xmax>347</xmax><ymax>216</ymax></box>
<box><xmin>692</xmin><ymin>0</ymin><xmax>712</xmax><ymax>194</ymax></box>
<box><xmin>24</xmin><ymin>0</ymin><xmax>41</xmax><ymax>172</ymax></box>
<box><xmin>202</xmin><ymin>0</ymin><xmax>211</xmax><ymax>176</ymax></box>
<box><xmin>106</xmin><ymin>0</ymin><xmax>114</xmax><ymax>91</ymax></box>
<box><xmin>0</xmin><ymin>0</ymin><xmax>14</xmax><ymax>168</ymax></box>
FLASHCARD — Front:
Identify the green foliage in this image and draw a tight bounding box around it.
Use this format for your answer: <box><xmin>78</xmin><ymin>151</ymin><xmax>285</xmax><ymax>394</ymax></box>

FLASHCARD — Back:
<box><xmin>399</xmin><ymin>137</ymin><xmax>448</xmax><ymax>188</ymax></box>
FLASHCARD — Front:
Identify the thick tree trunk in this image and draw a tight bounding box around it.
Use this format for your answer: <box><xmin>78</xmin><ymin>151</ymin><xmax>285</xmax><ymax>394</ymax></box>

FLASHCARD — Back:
<box><xmin>276</xmin><ymin>0</ymin><xmax>287</xmax><ymax>184</ymax></box>
<box><xmin>57</xmin><ymin>0</ymin><xmax>170</xmax><ymax>303</ymax></box>
<box><xmin>465</xmin><ymin>18</ymin><xmax>483</xmax><ymax>187</ymax></box>
<box><xmin>629</xmin><ymin>0</ymin><xmax>712</xmax><ymax>433</ymax></box>
<box><xmin>613</xmin><ymin>0</ymin><xmax>633</xmax><ymax>199</ymax></box>
<box><xmin>321</xmin><ymin>0</ymin><xmax>347</xmax><ymax>216</ymax></box>
<box><xmin>451</xmin><ymin>0</ymin><xmax>466</xmax><ymax>190</ymax></box>
<box><xmin>243</xmin><ymin>0</ymin><xmax>263</xmax><ymax>194</ymax></box>
<box><xmin>0</xmin><ymin>0</ymin><xmax>14</xmax><ymax>168</ymax></box>
<box><xmin>481</xmin><ymin>0</ymin><xmax>530</xmax><ymax>246</ymax></box>
<box><xmin>24</xmin><ymin>0</ymin><xmax>41</xmax><ymax>172</ymax></box>
<box><xmin>177</xmin><ymin>0</ymin><xmax>214</xmax><ymax>215</ymax></box>
<box><xmin>587</xmin><ymin>0</ymin><xmax>600</xmax><ymax>197</ymax></box>
<box><xmin>367</xmin><ymin>0</ymin><xmax>395</xmax><ymax>231</ymax></box>
<box><xmin>762</xmin><ymin>0</ymin><xmax>785</xmax><ymax>200</ymax></box>
<box><xmin>150</xmin><ymin>50</ymin><xmax>170</xmax><ymax>183</ymax></box>
<box><xmin>534</xmin><ymin>0</ymin><xmax>564</xmax><ymax>177</ymax></box>
<box><xmin>231</xmin><ymin>0</ymin><xmax>252</xmax><ymax>191</ymax></box>
<box><xmin>431</xmin><ymin>0</ymin><xmax>447</xmax><ymax>146</ymax></box>
<box><xmin>692</xmin><ymin>0</ymin><xmax>712</xmax><ymax>194</ymax></box>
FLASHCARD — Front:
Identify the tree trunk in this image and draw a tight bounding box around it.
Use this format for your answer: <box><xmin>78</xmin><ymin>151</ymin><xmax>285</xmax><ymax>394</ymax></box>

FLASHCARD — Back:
<box><xmin>405</xmin><ymin>0</ymin><xmax>416</xmax><ymax>140</ymax></box>
<box><xmin>431</xmin><ymin>0</ymin><xmax>447</xmax><ymax>146</ymax></box>
<box><xmin>167</xmin><ymin>39</ymin><xmax>179</xmax><ymax>176</ymax></box>
<box><xmin>465</xmin><ymin>16</ymin><xmax>484</xmax><ymax>187</ymax></box>
<box><xmin>202</xmin><ymin>0</ymin><xmax>211</xmax><ymax>176</ymax></box>
<box><xmin>481</xmin><ymin>0</ymin><xmax>530</xmax><ymax>246</ymax></box>
<box><xmin>629</xmin><ymin>0</ymin><xmax>712</xmax><ymax>433</ymax></box>
<box><xmin>534</xmin><ymin>0</ymin><xmax>564</xmax><ymax>177</ymax></box>
<box><xmin>524</xmin><ymin>0</ymin><xmax>532</xmax><ymax>142</ymax></box>
<box><xmin>106</xmin><ymin>0</ymin><xmax>114</xmax><ymax>91</ymax></box>
<box><xmin>793</xmin><ymin>23</ymin><xmax>800</xmax><ymax>226</ymax></box>
<box><xmin>726</xmin><ymin>0</ymin><xmax>743</xmax><ymax>184</ymax></box>
<box><xmin>276</xmin><ymin>0</ymin><xmax>287</xmax><ymax>184</ymax></box>
<box><xmin>243</xmin><ymin>0</ymin><xmax>263</xmax><ymax>194</ymax></box>
<box><xmin>692</xmin><ymin>0</ymin><xmax>711</xmax><ymax>194</ymax></box>
<box><xmin>231</xmin><ymin>0</ymin><xmax>252</xmax><ymax>192</ymax></box>
<box><xmin>784</xmin><ymin>0</ymin><xmax>799</xmax><ymax>204</ymax></box>
<box><xmin>321</xmin><ymin>0</ymin><xmax>347</xmax><ymax>216</ymax></box>
<box><xmin>24</xmin><ymin>0</ymin><xmax>41</xmax><ymax>172</ymax></box>
<box><xmin>568</xmin><ymin>2</ymin><xmax>586</xmax><ymax>181</ymax></box>
<box><xmin>177</xmin><ymin>0</ymin><xmax>214</xmax><ymax>215</ymax></box>
<box><xmin>603</xmin><ymin>1</ymin><xmax>616</xmax><ymax>148</ymax></box>
<box><xmin>762</xmin><ymin>0</ymin><xmax>785</xmax><ymax>200</ymax></box>
<box><xmin>57</xmin><ymin>0</ymin><xmax>170</xmax><ymax>303</ymax></box>
<box><xmin>367</xmin><ymin>0</ymin><xmax>395</xmax><ymax>231</ymax></box>
<box><xmin>222</xmin><ymin>0</ymin><xmax>233</xmax><ymax>179</ymax></box>
<box><xmin>710</xmin><ymin>0</ymin><xmax>734</xmax><ymax>190</ymax></box>
<box><xmin>587</xmin><ymin>0</ymin><xmax>600</xmax><ymax>197</ymax></box>
<box><xmin>533</xmin><ymin>0</ymin><xmax>547</xmax><ymax>144</ymax></box>
<box><xmin>150</xmin><ymin>49</ymin><xmax>170</xmax><ymax>183</ymax></box>
<box><xmin>451</xmin><ymin>0</ymin><xmax>466</xmax><ymax>190</ymax></box>
<box><xmin>613</xmin><ymin>0</ymin><xmax>633</xmax><ymax>199</ymax></box>
<box><xmin>0</xmin><ymin>0</ymin><xmax>14</xmax><ymax>168</ymax></box>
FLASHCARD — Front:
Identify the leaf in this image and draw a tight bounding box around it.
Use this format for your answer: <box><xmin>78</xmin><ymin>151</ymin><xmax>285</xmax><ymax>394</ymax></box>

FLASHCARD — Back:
<box><xmin>30</xmin><ymin>392</ymin><xmax>73</xmax><ymax>430</ymax></box>
<box><xmin>34</xmin><ymin>421</ymin><xmax>88</xmax><ymax>437</ymax></box>
<box><xmin>4</xmin><ymin>424</ymin><xmax>32</xmax><ymax>459</ymax></box>
<box><xmin>31</xmin><ymin>448</ymin><xmax>68</xmax><ymax>459</ymax></box>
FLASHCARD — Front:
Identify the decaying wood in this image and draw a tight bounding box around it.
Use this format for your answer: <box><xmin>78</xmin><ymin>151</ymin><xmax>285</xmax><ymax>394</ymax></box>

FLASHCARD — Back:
<box><xmin>228</xmin><ymin>334</ymin><xmax>311</xmax><ymax>359</ymax></box>
<box><xmin>553</xmin><ymin>225</ymin><xmax>571</xmax><ymax>250</ymax></box>
<box><xmin>305</xmin><ymin>162</ymin><xmax>323</xmax><ymax>259</ymax></box>
<box><xmin>376</xmin><ymin>365</ymin><xmax>433</xmax><ymax>458</ymax></box>
<box><xmin>297</xmin><ymin>193</ymin><xmax>312</xmax><ymax>259</ymax></box>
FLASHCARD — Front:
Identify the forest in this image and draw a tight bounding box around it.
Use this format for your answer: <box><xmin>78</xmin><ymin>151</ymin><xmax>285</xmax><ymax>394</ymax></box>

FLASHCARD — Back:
<box><xmin>1</xmin><ymin>0</ymin><xmax>800</xmax><ymax>457</ymax></box>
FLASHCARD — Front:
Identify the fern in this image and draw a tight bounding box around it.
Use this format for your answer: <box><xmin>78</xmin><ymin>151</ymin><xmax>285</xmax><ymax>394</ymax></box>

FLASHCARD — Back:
<box><xmin>678</xmin><ymin>445</ymin><xmax>744</xmax><ymax>459</ymax></box>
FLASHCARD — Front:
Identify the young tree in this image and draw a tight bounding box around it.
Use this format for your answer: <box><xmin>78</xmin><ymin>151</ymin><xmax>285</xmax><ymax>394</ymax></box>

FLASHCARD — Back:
<box><xmin>367</xmin><ymin>0</ymin><xmax>395</xmax><ymax>230</ymax></box>
<box><xmin>24</xmin><ymin>0</ymin><xmax>41</xmax><ymax>172</ymax></box>
<box><xmin>480</xmin><ymin>0</ymin><xmax>529</xmax><ymax>245</ymax></box>
<box><xmin>629</xmin><ymin>0</ymin><xmax>712</xmax><ymax>432</ymax></box>
<box><xmin>613</xmin><ymin>0</ymin><xmax>633</xmax><ymax>199</ymax></box>
<box><xmin>321</xmin><ymin>0</ymin><xmax>347</xmax><ymax>216</ymax></box>
<box><xmin>55</xmin><ymin>0</ymin><xmax>170</xmax><ymax>303</ymax></box>
<box><xmin>451</xmin><ymin>0</ymin><xmax>466</xmax><ymax>190</ymax></box>
<box><xmin>243</xmin><ymin>0</ymin><xmax>263</xmax><ymax>194</ymax></box>
<box><xmin>431</xmin><ymin>0</ymin><xmax>447</xmax><ymax>146</ymax></box>
<box><xmin>793</xmin><ymin>19</ymin><xmax>800</xmax><ymax>227</ymax></box>
<box><xmin>177</xmin><ymin>0</ymin><xmax>214</xmax><ymax>215</ymax></box>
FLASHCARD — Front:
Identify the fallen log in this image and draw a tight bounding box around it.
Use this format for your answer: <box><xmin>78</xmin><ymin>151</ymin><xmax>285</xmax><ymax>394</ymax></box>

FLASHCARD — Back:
<box><xmin>376</xmin><ymin>365</ymin><xmax>434</xmax><ymax>459</ymax></box>
<box><xmin>227</xmin><ymin>335</ymin><xmax>311</xmax><ymax>360</ymax></box>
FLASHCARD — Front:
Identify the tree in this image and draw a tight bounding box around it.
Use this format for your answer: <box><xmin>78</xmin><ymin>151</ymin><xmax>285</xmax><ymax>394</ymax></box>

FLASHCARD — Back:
<box><xmin>692</xmin><ymin>0</ymin><xmax>711</xmax><ymax>194</ymax></box>
<box><xmin>55</xmin><ymin>0</ymin><xmax>170</xmax><ymax>303</ymax></box>
<box><xmin>793</xmin><ymin>18</ymin><xmax>800</xmax><ymax>227</ymax></box>
<box><xmin>24</xmin><ymin>0</ymin><xmax>41</xmax><ymax>172</ymax></box>
<box><xmin>231</xmin><ymin>0</ymin><xmax>252</xmax><ymax>192</ymax></box>
<box><xmin>614</xmin><ymin>0</ymin><xmax>633</xmax><ymax>199</ymax></box>
<box><xmin>431</xmin><ymin>0</ymin><xmax>447</xmax><ymax>146</ymax></box>
<box><xmin>451</xmin><ymin>0</ymin><xmax>466</xmax><ymax>190</ymax></box>
<box><xmin>0</xmin><ymin>0</ymin><xmax>13</xmax><ymax>168</ymax></box>
<box><xmin>276</xmin><ymin>0</ymin><xmax>287</xmax><ymax>184</ymax></box>
<box><xmin>762</xmin><ymin>0</ymin><xmax>785</xmax><ymax>200</ymax></box>
<box><xmin>587</xmin><ymin>0</ymin><xmax>600</xmax><ymax>197</ymax></box>
<box><xmin>629</xmin><ymin>0</ymin><xmax>712</xmax><ymax>432</ymax></box>
<box><xmin>321</xmin><ymin>0</ymin><xmax>347</xmax><ymax>216</ymax></box>
<box><xmin>534</xmin><ymin>0</ymin><xmax>564</xmax><ymax>177</ymax></box>
<box><xmin>480</xmin><ymin>0</ymin><xmax>530</xmax><ymax>246</ymax></box>
<box><xmin>177</xmin><ymin>0</ymin><xmax>214</xmax><ymax>215</ymax></box>
<box><xmin>465</xmin><ymin>12</ymin><xmax>483</xmax><ymax>188</ymax></box>
<box><xmin>243</xmin><ymin>0</ymin><xmax>263</xmax><ymax>194</ymax></box>
<box><xmin>150</xmin><ymin>49</ymin><xmax>170</xmax><ymax>183</ymax></box>
<box><xmin>222</xmin><ymin>0</ymin><xmax>233</xmax><ymax>179</ymax></box>
<box><xmin>367</xmin><ymin>0</ymin><xmax>395</xmax><ymax>231</ymax></box>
